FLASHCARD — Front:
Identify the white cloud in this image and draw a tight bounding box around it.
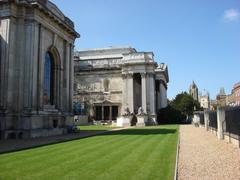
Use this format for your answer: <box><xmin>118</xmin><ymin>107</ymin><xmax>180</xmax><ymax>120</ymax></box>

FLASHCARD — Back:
<box><xmin>223</xmin><ymin>9</ymin><xmax>240</xmax><ymax>22</ymax></box>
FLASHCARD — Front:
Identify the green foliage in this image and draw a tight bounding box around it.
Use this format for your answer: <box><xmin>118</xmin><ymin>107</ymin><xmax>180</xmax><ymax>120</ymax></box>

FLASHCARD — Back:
<box><xmin>157</xmin><ymin>92</ymin><xmax>201</xmax><ymax>124</ymax></box>
<box><xmin>170</xmin><ymin>92</ymin><xmax>201</xmax><ymax>116</ymax></box>
<box><xmin>157</xmin><ymin>105</ymin><xmax>185</xmax><ymax>124</ymax></box>
<box><xmin>0</xmin><ymin>126</ymin><xmax>179</xmax><ymax>180</ymax></box>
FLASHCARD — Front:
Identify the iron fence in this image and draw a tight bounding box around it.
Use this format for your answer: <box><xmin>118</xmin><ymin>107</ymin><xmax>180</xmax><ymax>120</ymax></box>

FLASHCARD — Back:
<box><xmin>208</xmin><ymin>111</ymin><xmax>217</xmax><ymax>130</ymax></box>
<box><xmin>199</xmin><ymin>113</ymin><xmax>204</xmax><ymax>125</ymax></box>
<box><xmin>225</xmin><ymin>107</ymin><xmax>240</xmax><ymax>140</ymax></box>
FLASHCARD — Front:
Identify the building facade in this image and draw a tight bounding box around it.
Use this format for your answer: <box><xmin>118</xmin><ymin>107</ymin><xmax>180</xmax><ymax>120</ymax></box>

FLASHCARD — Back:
<box><xmin>74</xmin><ymin>47</ymin><xmax>169</xmax><ymax>125</ymax></box>
<box><xmin>0</xmin><ymin>0</ymin><xmax>79</xmax><ymax>139</ymax></box>
<box><xmin>216</xmin><ymin>88</ymin><xmax>226</xmax><ymax>107</ymax></box>
<box><xmin>226</xmin><ymin>82</ymin><xmax>240</xmax><ymax>106</ymax></box>
<box><xmin>199</xmin><ymin>92</ymin><xmax>210</xmax><ymax>109</ymax></box>
<box><xmin>233</xmin><ymin>82</ymin><xmax>240</xmax><ymax>106</ymax></box>
<box><xmin>189</xmin><ymin>81</ymin><xmax>198</xmax><ymax>101</ymax></box>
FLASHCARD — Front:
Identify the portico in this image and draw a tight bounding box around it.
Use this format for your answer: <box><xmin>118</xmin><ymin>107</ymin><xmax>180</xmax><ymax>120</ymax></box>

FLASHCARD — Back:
<box><xmin>74</xmin><ymin>46</ymin><xmax>169</xmax><ymax>127</ymax></box>
<box><xmin>121</xmin><ymin>52</ymin><xmax>158</xmax><ymax>120</ymax></box>
<box><xmin>94</xmin><ymin>101</ymin><xmax>120</xmax><ymax>121</ymax></box>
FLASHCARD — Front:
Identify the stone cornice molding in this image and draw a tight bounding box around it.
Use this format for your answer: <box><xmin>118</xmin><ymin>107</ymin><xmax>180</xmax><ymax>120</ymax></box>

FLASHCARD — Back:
<box><xmin>0</xmin><ymin>0</ymin><xmax>80</xmax><ymax>38</ymax></box>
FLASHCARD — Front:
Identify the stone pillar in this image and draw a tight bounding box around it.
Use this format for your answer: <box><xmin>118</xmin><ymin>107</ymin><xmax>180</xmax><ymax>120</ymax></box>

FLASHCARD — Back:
<box><xmin>217</xmin><ymin>107</ymin><xmax>225</xmax><ymax>140</ymax></box>
<box><xmin>69</xmin><ymin>44</ymin><xmax>74</xmax><ymax>112</ymax></box>
<box><xmin>149</xmin><ymin>73</ymin><xmax>156</xmax><ymax>115</ymax></box>
<box><xmin>102</xmin><ymin>106</ymin><xmax>104</xmax><ymax>120</ymax></box>
<box><xmin>109</xmin><ymin>106</ymin><xmax>112</xmax><ymax>120</ymax></box>
<box><xmin>159</xmin><ymin>81</ymin><xmax>167</xmax><ymax>109</ymax></box>
<box><xmin>204</xmin><ymin>110</ymin><xmax>209</xmax><ymax>131</ymax></box>
<box><xmin>141</xmin><ymin>73</ymin><xmax>147</xmax><ymax>113</ymax></box>
<box><xmin>122</xmin><ymin>74</ymin><xmax>127</xmax><ymax>114</ymax></box>
<box><xmin>157</xmin><ymin>81</ymin><xmax>161</xmax><ymax>110</ymax></box>
<box><xmin>127</xmin><ymin>73</ymin><xmax>134</xmax><ymax>113</ymax></box>
<box><xmin>0</xmin><ymin>19</ymin><xmax>10</xmax><ymax>110</ymax></box>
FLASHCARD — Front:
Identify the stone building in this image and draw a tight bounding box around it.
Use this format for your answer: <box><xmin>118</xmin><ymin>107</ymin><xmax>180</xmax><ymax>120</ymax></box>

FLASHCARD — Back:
<box><xmin>226</xmin><ymin>82</ymin><xmax>240</xmax><ymax>107</ymax></box>
<box><xmin>216</xmin><ymin>88</ymin><xmax>226</xmax><ymax>107</ymax></box>
<box><xmin>199</xmin><ymin>92</ymin><xmax>210</xmax><ymax>109</ymax></box>
<box><xmin>226</xmin><ymin>93</ymin><xmax>235</xmax><ymax>107</ymax></box>
<box><xmin>232</xmin><ymin>82</ymin><xmax>240</xmax><ymax>106</ymax></box>
<box><xmin>0</xmin><ymin>0</ymin><xmax>79</xmax><ymax>139</ymax></box>
<box><xmin>189</xmin><ymin>81</ymin><xmax>198</xmax><ymax>101</ymax></box>
<box><xmin>74</xmin><ymin>47</ymin><xmax>169</xmax><ymax>126</ymax></box>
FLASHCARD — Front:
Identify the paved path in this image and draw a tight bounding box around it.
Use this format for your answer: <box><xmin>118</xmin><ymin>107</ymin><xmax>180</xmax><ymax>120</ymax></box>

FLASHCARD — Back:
<box><xmin>0</xmin><ymin>127</ymin><xmax>127</xmax><ymax>154</ymax></box>
<box><xmin>178</xmin><ymin>125</ymin><xmax>240</xmax><ymax>180</ymax></box>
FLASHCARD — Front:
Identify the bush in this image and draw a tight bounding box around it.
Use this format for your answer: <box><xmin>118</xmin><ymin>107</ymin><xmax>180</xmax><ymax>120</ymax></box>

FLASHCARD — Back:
<box><xmin>157</xmin><ymin>105</ymin><xmax>186</xmax><ymax>124</ymax></box>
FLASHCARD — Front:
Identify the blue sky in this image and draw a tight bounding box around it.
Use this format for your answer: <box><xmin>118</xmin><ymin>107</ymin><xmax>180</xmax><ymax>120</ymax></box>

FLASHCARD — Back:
<box><xmin>52</xmin><ymin>0</ymin><xmax>240</xmax><ymax>99</ymax></box>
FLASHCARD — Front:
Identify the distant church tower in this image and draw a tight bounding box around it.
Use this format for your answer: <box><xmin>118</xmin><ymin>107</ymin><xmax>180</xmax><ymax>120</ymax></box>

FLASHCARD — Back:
<box><xmin>189</xmin><ymin>81</ymin><xmax>198</xmax><ymax>101</ymax></box>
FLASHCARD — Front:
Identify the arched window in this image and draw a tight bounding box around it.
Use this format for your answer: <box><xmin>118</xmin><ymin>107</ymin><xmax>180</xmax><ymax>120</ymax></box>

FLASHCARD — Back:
<box><xmin>43</xmin><ymin>52</ymin><xmax>54</xmax><ymax>105</ymax></box>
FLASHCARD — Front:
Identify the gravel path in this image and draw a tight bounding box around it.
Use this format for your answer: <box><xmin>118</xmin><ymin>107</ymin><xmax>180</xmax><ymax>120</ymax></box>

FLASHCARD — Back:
<box><xmin>178</xmin><ymin>125</ymin><xmax>240</xmax><ymax>180</ymax></box>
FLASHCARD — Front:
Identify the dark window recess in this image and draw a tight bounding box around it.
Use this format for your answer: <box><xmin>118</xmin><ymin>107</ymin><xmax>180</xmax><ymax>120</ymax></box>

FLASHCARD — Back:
<box><xmin>53</xmin><ymin>120</ymin><xmax>58</xmax><ymax>128</ymax></box>
<box><xmin>44</xmin><ymin>52</ymin><xmax>54</xmax><ymax>105</ymax></box>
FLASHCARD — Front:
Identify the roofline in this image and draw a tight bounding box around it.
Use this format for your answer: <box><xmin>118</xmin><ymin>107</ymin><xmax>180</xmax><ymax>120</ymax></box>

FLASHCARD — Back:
<box><xmin>77</xmin><ymin>46</ymin><xmax>136</xmax><ymax>52</ymax></box>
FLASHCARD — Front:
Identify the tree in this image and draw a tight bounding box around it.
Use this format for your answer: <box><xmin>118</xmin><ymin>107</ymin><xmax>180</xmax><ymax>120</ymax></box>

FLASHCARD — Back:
<box><xmin>170</xmin><ymin>92</ymin><xmax>201</xmax><ymax>117</ymax></box>
<box><xmin>157</xmin><ymin>92</ymin><xmax>202</xmax><ymax>124</ymax></box>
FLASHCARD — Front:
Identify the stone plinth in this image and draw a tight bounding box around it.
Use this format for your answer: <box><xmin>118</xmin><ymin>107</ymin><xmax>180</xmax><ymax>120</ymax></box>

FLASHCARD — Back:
<box><xmin>74</xmin><ymin>115</ymin><xmax>88</xmax><ymax>125</ymax></box>
<box><xmin>136</xmin><ymin>115</ymin><xmax>148</xmax><ymax>126</ymax></box>
<box><xmin>117</xmin><ymin>116</ymin><xmax>133</xmax><ymax>127</ymax></box>
<box><xmin>146</xmin><ymin>115</ymin><xmax>157</xmax><ymax>126</ymax></box>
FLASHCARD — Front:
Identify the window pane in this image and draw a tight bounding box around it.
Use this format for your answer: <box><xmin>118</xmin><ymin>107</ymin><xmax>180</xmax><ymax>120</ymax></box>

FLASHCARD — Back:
<box><xmin>44</xmin><ymin>52</ymin><xmax>52</xmax><ymax>105</ymax></box>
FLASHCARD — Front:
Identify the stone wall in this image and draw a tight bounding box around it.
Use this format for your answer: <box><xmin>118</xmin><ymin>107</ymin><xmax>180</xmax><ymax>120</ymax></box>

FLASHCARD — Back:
<box><xmin>74</xmin><ymin>69</ymin><xmax>123</xmax><ymax>117</ymax></box>
<box><xmin>0</xmin><ymin>0</ymin><xmax>79</xmax><ymax>139</ymax></box>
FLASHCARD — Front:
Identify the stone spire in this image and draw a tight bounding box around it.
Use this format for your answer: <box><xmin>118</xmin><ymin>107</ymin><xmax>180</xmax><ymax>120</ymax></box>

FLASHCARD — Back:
<box><xmin>189</xmin><ymin>81</ymin><xmax>199</xmax><ymax>101</ymax></box>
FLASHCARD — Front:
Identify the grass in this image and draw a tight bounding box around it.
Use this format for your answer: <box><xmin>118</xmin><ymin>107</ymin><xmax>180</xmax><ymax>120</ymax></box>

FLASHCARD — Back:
<box><xmin>78</xmin><ymin>125</ymin><xmax>118</xmax><ymax>131</ymax></box>
<box><xmin>0</xmin><ymin>125</ymin><xmax>179</xmax><ymax>180</ymax></box>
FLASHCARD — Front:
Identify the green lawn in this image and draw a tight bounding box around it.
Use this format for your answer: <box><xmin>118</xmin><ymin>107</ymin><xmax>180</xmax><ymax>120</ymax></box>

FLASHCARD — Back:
<box><xmin>78</xmin><ymin>125</ymin><xmax>118</xmax><ymax>131</ymax></box>
<box><xmin>0</xmin><ymin>125</ymin><xmax>179</xmax><ymax>180</ymax></box>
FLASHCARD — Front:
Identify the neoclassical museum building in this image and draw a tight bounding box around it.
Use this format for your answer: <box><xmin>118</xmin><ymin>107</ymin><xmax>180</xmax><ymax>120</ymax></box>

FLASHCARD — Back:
<box><xmin>74</xmin><ymin>47</ymin><xmax>169</xmax><ymax>126</ymax></box>
<box><xmin>0</xmin><ymin>0</ymin><xmax>79</xmax><ymax>139</ymax></box>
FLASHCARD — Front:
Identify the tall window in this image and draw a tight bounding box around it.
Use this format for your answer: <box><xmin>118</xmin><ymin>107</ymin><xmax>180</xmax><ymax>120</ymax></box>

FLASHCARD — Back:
<box><xmin>43</xmin><ymin>52</ymin><xmax>54</xmax><ymax>105</ymax></box>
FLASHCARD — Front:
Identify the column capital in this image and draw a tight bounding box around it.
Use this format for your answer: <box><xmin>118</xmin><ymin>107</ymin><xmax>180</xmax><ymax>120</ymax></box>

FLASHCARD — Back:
<box><xmin>140</xmin><ymin>72</ymin><xmax>147</xmax><ymax>78</ymax></box>
<box><xmin>122</xmin><ymin>74</ymin><xmax>127</xmax><ymax>79</ymax></box>
<box><xmin>126</xmin><ymin>73</ymin><xmax>133</xmax><ymax>78</ymax></box>
<box><xmin>147</xmin><ymin>72</ymin><xmax>155</xmax><ymax>78</ymax></box>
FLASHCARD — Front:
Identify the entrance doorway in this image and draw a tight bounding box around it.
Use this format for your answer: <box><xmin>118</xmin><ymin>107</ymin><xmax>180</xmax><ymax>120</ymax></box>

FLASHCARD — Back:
<box><xmin>104</xmin><ymin>106</ymin><xmax>110</xmax><ymax>120</ymax></box>
<box><xmin>95</xmin><ymin>106</ymin><xmax>102</xmax><ymax>120</ymax></box>
<box><xmin>94</xmin><ymin>105</ymin><xmax>119</xmax><ymax>121</ymax></box>
<box><xmin>112</xmin><ymin>106</ymin><xmax>118</xmax><ymax>120</ymax></box>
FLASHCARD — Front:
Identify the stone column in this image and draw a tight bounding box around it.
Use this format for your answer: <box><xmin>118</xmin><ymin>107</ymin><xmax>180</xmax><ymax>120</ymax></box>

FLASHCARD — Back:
<box><xmin>69</xmin><ymin>44</ymin><xmax>74</xmax><ymax>112</ymax></box>
<box><xmin>217</xmin><ymin>107</ymin><xmax>225</xmax><ymax>140</ymax></box>
<box><xmin>127</xmin><ymin>73</ymin><xmax>134</xmax><ymax>113</ymax></box>
<box><xmin>159</xmin><ymin>81</ymin><xmax>167</xmax><ymax>109</ymax></box>
<box><xmin>149</xmin><ymin>73</ymin><xmax>156</xmax><ymax>115</ymax></box>
<box><xmin>102</xmin><ymin>106</ymin><xmax>104</xmax><ymax>120</ymax></box>
<box><xmin>23</xmin><ymin>20</ymin><xmax>36</xmax><ymax>111</ymax></box>
<box><xmin>157</xmin><ymin>80</ymin><xmax>161</xmax><ymax>110</ymax></box>
<box><xmin>141</xmin><ymin>73</ymin><xmax>147</xmax><ymax>113</ymax></box>
<box><xmin>122</xmin><ymin>74</ymin><xmax>127</xmax><ymax>114</ymax></box>
<box><xmin>109</xmin><ymin>106</ymin><xmax>112</xmax><ymax>120</ymax></box>
<box><xmin>0</xmin><ymin>19</ymin><xmax>10</xmax><ymax>110</ymax></box>
<box><xmin>204</xmin><ymin>110</ymin><xmax>209</xmax><ymax>131</ymax></box>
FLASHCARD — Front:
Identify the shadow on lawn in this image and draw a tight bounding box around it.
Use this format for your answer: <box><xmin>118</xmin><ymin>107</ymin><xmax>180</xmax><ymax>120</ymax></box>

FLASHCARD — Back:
<box><xmin>0</xmin><ymin>128</ymin><xmax>177</xmax><ymax>154</ymax></box>
<box><xmin>98</xmin><ymin>128</ymin><xmax>177</xmax><ymax>136</ymax></box>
